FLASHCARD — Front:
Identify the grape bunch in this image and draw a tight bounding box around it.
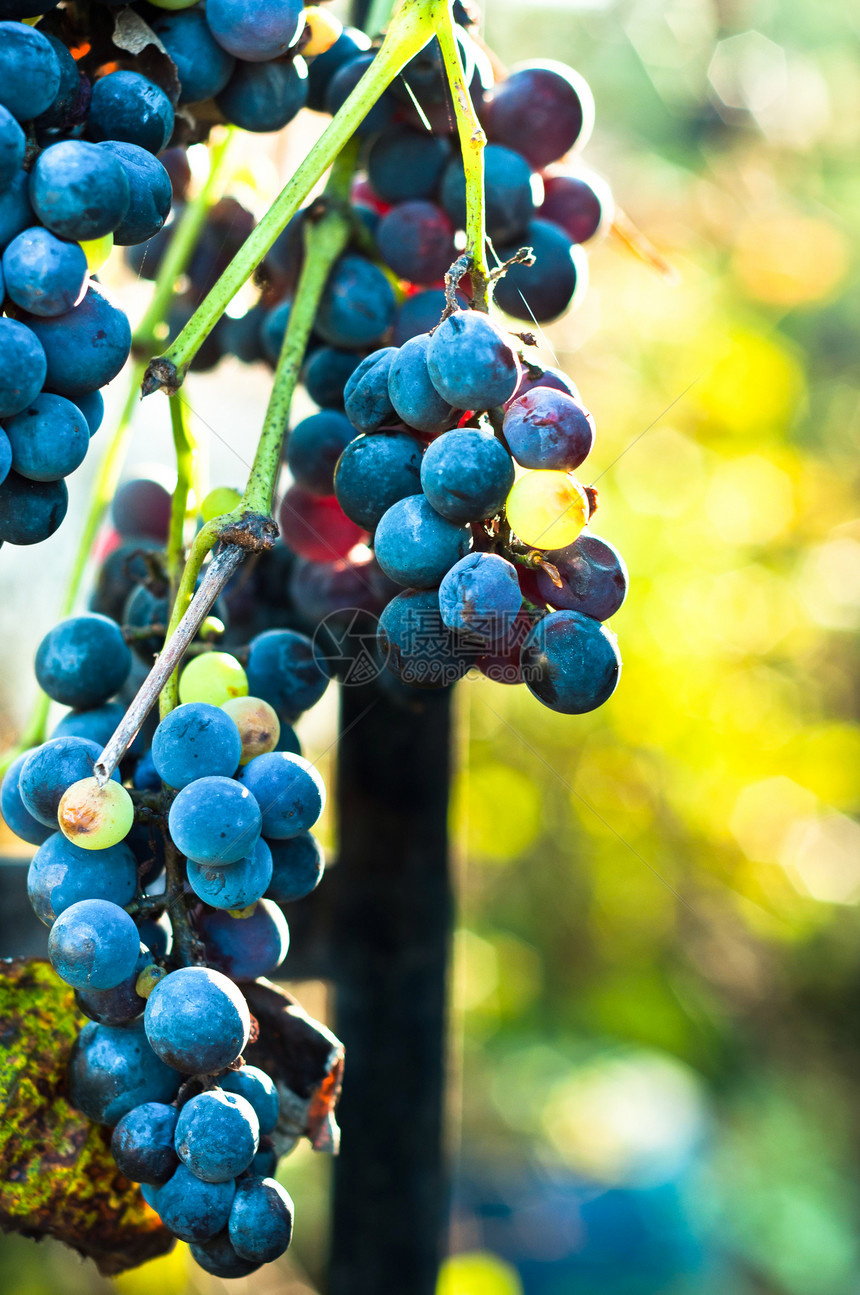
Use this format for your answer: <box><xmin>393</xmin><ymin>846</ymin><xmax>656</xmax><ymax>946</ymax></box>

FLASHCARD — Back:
<box><xmin>0</xmin><ymin>594</ymin><xmax>332</xmax><ymax>1277</ymax></box>
<box><xmin>0</xmin><ymin>15</ymin><xmax>176</xmax><ymax>547</ymax></box>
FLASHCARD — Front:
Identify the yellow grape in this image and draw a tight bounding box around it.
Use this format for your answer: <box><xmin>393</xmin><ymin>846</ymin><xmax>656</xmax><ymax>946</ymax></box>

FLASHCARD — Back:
<box><xmin>179</xmin><ymin>651</ymin><xmax>249</xmax><ymax>707</ymax></box>
<box><xmin>135</xmin><ymin>964</ymin><xmax>167</xmax><ymax>999</ymax></box>
<box><xmin>58</xmin><ymin>778</ymin><xmax>134</xmax><ymax>850</ymax></box>
<box><xmin>505</xmin><ymin>470</ymin><xmax>589</xmax><ymax>550</ymax></box>
<box><xmin>221</xmin><ymin>695</ymin><xmax>281</xmax><ymax>764</ymax></box>
<box><xmin>79</xmin><ymin>233</ymin><xmax>113</xmax><ymax>273</ymax></box>
<box><xmin>200</xmin><ymin>486</ymin><xmax>242</xmax><ymax>523</ymax></box>
<box><xmin>303</xmin><ymin>6</ymin><xmax>343</xmax><ymax>57</ymax></box>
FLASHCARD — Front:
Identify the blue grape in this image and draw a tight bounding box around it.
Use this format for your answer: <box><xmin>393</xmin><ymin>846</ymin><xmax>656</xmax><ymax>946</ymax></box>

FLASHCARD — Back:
<box><xmin>520</xmin><ymin>608</ymin><xmax>621</xmax><ymax>713</ymax></box>
<box><xmin>199</xmin><ymin>900</ymin><xmax>289</xmax><ymax>980</ymax></box>
<box><xmin>154</xmin><ymin>1164</ymin><xmax>236</xmax><ymax>1243</ymax></box>
<box><xmin>0</xmin><ymin>425</ymin><xmax>9</xmax><ymax>486</ymax></box>
<box><xmin>0</xmin><ymin>471</ymin><xmax>67</xmax><ymax>544</ymax></box>
<box><xmin>75</xmin><ymin>947</ymin><xmax>149</xmax><ymax>1027</ymax></box>
<box><xmin>303</xmin><ymin>346</ymin><xmax>362</xmax><ymax>410</ymax></box>
<box><xmin>52</xmin><ymin>702</ymin><xmax>125</xmax><ymax>748</ymax></box>
<box><xmin>36</xmin><ymin>613</ymin><xmax>132</xmax><ymax>708</ymax></box>
<box><xmin>229</xmin><ymin>1176</ymin><xmax>294</xmax><ymax>1264</ymax></box>
<box><xmin>246</xmin><ymin>628</ymin><xmax>329</xmax><ymax>722</ymax></box>
<box><xmin>68</xmin><ymin>1018</ymin><xmax>181</xmax><ymax>1126</ymax></box>
<box><xmin>111</xmin><ymin>1101</ymin><xmax>179</xmax><ymax>1186</ymax></box>
<box><xmin>333</xmin><ymin>429</ymin><xmax>423</xmax><ymax>530</ymax></box>
<box><xmin>122</xmin><ymin>582</ymin><xmax>168</xmax><ymax>662</ymax></box>
<box><xmin>266</xmin><ymin>831</ymin><xmax>324</xmax><ymax>904</ymax></box>
<box><xmin>0</xmin><ymin>105</ymin><xmax>26</xmax><ymax>192</ymax></box>
<box><xmin>426</xmin><ymin>310</ymin><xmax>520</xmax><ymax>410</ymax></box>
<box><xmin>33</xmin><ymin>33</ymin><xmax>80</xmax><ymax>132</ymax></box>
<box><xmin>168</xmin><ymin>776</ymin><xmax>262</xmax><ymax>867</ymax></box>
<box><xmin>148</xmin><ymin>7</ymin><xmax>236</xmax><ymax>105</ymax></box>
<box><xmin>325</xmin><ymin>52</ymin><xmax>396</xmax><ymax>135</ymax></box>
<box><xmin>420</xmin><ymin>427</ymin><xmax>515</xmax><ymax>523</ymax></box>
<box><xmin>187</xmin><ymin>838</ymin><xmax>273</xmax><ymax>910</ymax></box>
<box><xmin>206</xmin><ymin>0</ymin><xmax>304</xmax><ymax>61</ymax></box>
<box><xmin>439</xmin><ymin>552</ymin><xmax>523</xmax><ymax>641</ymax></box>
<box><xmin>3</xmin><ymin>393</ymin><xmax>89</xmax><ymax>482</ymax></box>
<box><xmin>238</xmin><ymin>751</ymin><xmax>325</xmax><ymax>839</ymax></box>
<box><xmin>0</xmin><ymin>169</ymin><xmax>33</xmax><ymax>253</ymax></box>
<box><xmin>502</xmin><ymin>387</ymin><xmax>595</xmax><ymax>470</ymax></box>
<box><xmin>2</xmin><ymin>227</ymin><xmax>88</xmax><ymax>317</ymax></box>
<box><xmin>376</xmin><ymin>200</ymin><xmax>457</xmax><ymax>287</ymax></box>
<box><xmin>221</xmin><ymin>305</ymin><xmax>267</xmax><ymax>365</ymax></box>
<box><xmin>0</xmin><ymin>317</ymin><xmax>46</xmax><ymax>418</ymax></box>
<box><xmin>29</xmin><ymin>140</ymin><xmax>130</xmax><ymax>241</ymax></box>
<box><xmin>306</xmin><ymin>26</ymin><xmax>370</xmax><ymax>112</ymax></box>
<box><xmin>71</xmin><ymin>389</ymin><xmax>105</xmax><ymax>437</ymax></box>
<box><xmin>247</xmin><ymin>1136</ymin><xmax>278</xmax><ymax>1178</ymax></box>
<box><xmin>483</xmin><ymin>61</ymin><xmax>594</xmax><ymax>169</ymax></box>
<box><xmin>374</xmin><ymin>494</ymin><xmax>472</xmax><ymax>588</ymax></box>
<box><xmin>24</xmin><ymin>282</ymin><xmax>131</xmax><ymax>397</ymax></box>
<box><xmin>0</xmin><ymin>751</ymin><xmax>54</xmax><ymax>846</ymax></box>
<box><xmin>259</xmin><ymin>297</ymin><xmax>292</xmax><ymax>366</ymax></box>
<box><xmin>441</xmin><ymin>143</ymin><xmax>535</xmax><ymax>243</ymax></box>
<box><xmin>27</xmin><ymin>832</ymin><xmax>137</xmax><ymax>925</ymax></box>
<box><xmin>99</xmin><ymin>142</ymin><xmax>173</xmax><ymax>246</ymax></box>
<box><xmin>144</xmin><ymin>965</ymin><xmax>251</xmax><ymax>1074</ymax></box>
<box><xmin>175</xmin><ymin>1089</ymin><xmax>260</xmax><ymax>1183</ymax></box>
<box><xmin>534</xmin><ymin>533</ymin><xmax>628</xmax><ymax>620</ymax></box>
<box><xmin>151</xmin><ymin>702</ymin><xmax>243</xmax><ymax>790</ymax></box>
<box><xmin>19</xmin><ymin>736</ymin><xmax>118</xmax><ymax>827</ymax></box>
<box><xmin>377</xmin><ymin>587</ymin><xmax>472</xmax><ymax>688</ymax></box>
<box><xmin>343</xmin><ymin>347</ymin><xmax>397</xmax><ymax>435</ymax></box>
<box><xmin>315</xmin><ymin>255</ymin><xmax>396</xmax><ymax>351</ymax></box>
<box><xmin>219</xmin><ymin>1065</ymin><xmax>279</xmax><ymax>1135</ymax></box>
<box><xmin>392</xmin><ymin>289</ymin><xmax>452</xmax><ymax>346</ymax></box>
<box><xmin>276</xmin><ymin>724</ymin><xmax>302</xmax><ymax>755</ymax></box>
<box><xmin>215</xmin><ymin>57</ymin><xmax>308</xmax><ymax>133</ymax></box>
<box><xmin>493</xmin><ymin>219</ymin><xmax>586</xmax><ymax>323</ymax></box>
<box><xmin>388</xmin><ymin>333</ymin><xmax>457</xmax><ymax>434</ymax></box>
<box><xmin>87</xmin><ymin>71</ymin><xmax>174</xmax><ymax>154</ymax></box>
<box><xmin>189</xmin><ymin>1230</ymin><xmax>260</xmax><ymax>1278</ymax></box>
<box><xmin>0</xmin><ymin>22</ymin><xmax>60</xmax><ymax>122</ymax></box>
<box><xmin>367</xmin><ymin>124</ymin><xmax>451</xmax><ymax>205</ymax></box>
<box><xmin>286</xmin><ymin>410</ymin><xmax>355</xmax><ymax>496</ymax></box>
<box><xmin>49</xmin><ymin>898</ymin><xmax>141</xmax><ymax>990</ymax></box>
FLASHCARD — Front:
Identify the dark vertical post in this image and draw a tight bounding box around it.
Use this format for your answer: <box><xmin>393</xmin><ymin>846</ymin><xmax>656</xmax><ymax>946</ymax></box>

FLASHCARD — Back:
<box><xmin>328</xmin><ymin>680</ymin><xmax>452</xmax><ymax>1295</ymax></box>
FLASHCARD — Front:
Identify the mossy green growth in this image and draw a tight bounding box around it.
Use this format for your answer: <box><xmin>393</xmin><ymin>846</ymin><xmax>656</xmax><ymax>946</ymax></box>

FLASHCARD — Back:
<box><xmin>0</xmin><ymin>958</ymin><xmax>174</xmax><ymax>1275</ymax></box>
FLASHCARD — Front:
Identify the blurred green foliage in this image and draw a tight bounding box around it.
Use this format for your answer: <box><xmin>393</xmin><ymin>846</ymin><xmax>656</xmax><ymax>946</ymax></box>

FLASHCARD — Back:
<box><xmin>451</xmin><ymin>0</ymin><xmax>860</xmax><ymax>1290</ymax></box>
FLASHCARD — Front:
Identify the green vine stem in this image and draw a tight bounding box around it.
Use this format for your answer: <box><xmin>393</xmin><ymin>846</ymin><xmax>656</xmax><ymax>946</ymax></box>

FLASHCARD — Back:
<box><xmin>142</xmin><ymin>0</ymin><xmax>439</xmax><ymax>396</ymax></box>
<box><xmin>166</xmin><ymin>396</ymin><xmax>196</xmax><ymax>611</ymax></box>
<box><xmin>433</xmin><ymin>1</ymin><xmax>490</xmax><ymax>309</ymax></box>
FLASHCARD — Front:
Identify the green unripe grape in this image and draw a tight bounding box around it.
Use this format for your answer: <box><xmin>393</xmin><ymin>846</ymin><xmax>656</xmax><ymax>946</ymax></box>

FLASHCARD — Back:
<box><xmin>57</xmin><ymin>777</ymin><xmax>134</xmax><ymax>850</ymax></box>
<box><xmin>179</xmin><ymin>651</ymin><xmax>249</xmax><ymax>707</ymax></box>
<box><xmin>146</xmin><ymin>0</ymin><xmax>199</xmax><ymax>8</ymax></box>
<box><xmin>228</xmin><ymin>903</ymin><xmax>257</xmax><ymax>919</ymax></box>
<box><xmin>135</xmin><ymin>964</ymin><xmax>168</xmax><ymax>998</ymax></box>
<box><xmin>221</xmin><ymin>695</ymin><xmax>280</xmax><ymax>764</ymax></box>
<box><xmin>79</xmin><ymin>233</ymin><xmax>113</xmax><ymax>273</ymax></box>
<box><xmin>200</xmin><ymin>487</ymin><xmax>242</xmax><ymax>523</ymax></box>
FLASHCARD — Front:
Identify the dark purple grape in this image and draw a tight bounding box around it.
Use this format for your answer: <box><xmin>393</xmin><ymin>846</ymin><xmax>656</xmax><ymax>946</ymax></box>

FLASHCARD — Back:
<box><xmin>534</xmin><ymin>533</ymin><xmax>628</xmax><ymax>621</ymax></box>
<box><xmin>540</xmin><ymin>170</ymin><xmax>613</xmax><ymax>244</ymax></box>
<box><xmin>493</xmin><ymin>219</ymin><xmax>586</xmax><ymax>323</ymax></box>
<box><xmin>482</xmin><ymin>61</ymin><xmax>595</xmax><ymax>169</ymax></box>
